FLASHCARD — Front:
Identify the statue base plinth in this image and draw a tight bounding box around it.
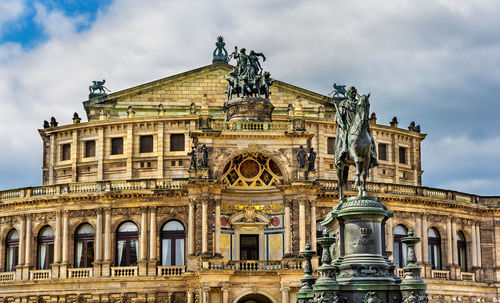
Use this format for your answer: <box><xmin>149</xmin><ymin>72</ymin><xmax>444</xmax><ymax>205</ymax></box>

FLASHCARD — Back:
<box><xmin>297</xmin><ymin>168</ymin><xmax>306</xmax><ymax>180</ymax></box>
<box><xmin>225</xmin><ymin>97</ymin><xmax>274</xmax><ymax>122</ymax></box>
<box><xmin>196</xmin><ymin>168</ymin><xmax>209</xmax><ymax>179</ymax></box>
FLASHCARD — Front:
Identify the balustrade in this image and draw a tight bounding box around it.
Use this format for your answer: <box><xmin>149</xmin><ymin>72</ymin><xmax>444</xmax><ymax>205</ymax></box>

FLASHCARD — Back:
<box><xmin>431</xmin><ymin>270</ymin><xmax>450</xmax><ymax>280</ymax></box>
<box><xmin>395</xmin><ymin>268</ymin><xmax>404</xmax><ymax>278</ymax></box>
<box><xmin>158</xmin><ymin>266</ymin><xmax>185</xmax><ymax>276</ymax></box>
<box><xmin>68</xmin><ymin>268</ymin><xmax>93</xmax><ymax>278</ymax></box>
<box><xmin>212</xmin><ymin>121</ymin><xmax>293</xmax><ymax>132</ymax></box>
<box><xmin>111</xmin><ymin>266</ymin><xmax>138</xmax><ymax>277</ymax></box>
<box><xmin>460</xmin><ymin>272</ymin><xmax>475</xmax><ymax>282</ymax></box>
<box><xmin>30</xmin><ymin>270</ymin><xmax>51</xmax><ymax>281</ymax></box>
<box><xmin>0</xmin><ymin>272</ymin><xmax>15</xmax><ymax>282</ymax></box>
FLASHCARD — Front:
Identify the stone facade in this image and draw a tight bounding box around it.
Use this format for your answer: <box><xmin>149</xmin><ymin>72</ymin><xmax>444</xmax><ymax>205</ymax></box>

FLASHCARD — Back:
<box><xmin>0</xmin><ymin>62</ymin><xmax>498</xmax><ymax>303</ymax></box>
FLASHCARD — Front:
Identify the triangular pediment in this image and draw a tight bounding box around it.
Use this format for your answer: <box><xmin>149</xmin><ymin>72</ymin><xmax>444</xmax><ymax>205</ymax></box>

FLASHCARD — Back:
<box><xmin>83</xmin><ymin>62</ymin><xmax>335</xmax><ymax>120</ymax></box>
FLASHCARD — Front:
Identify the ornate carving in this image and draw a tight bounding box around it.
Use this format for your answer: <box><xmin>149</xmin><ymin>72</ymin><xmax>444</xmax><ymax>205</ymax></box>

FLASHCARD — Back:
<box><xmin>69</xmin><ymin>209</ymin><xmax>96</xmax><ymax>218</ymax></box>
<box><xmin>312</xmin><ymin>291</ymin><xmax>345</xmax><ymax>303</ymax></box>
<box><xmin>362</xmin><ymin>291</ymin><xmax>382</xmax><ymax>303</ymax></box>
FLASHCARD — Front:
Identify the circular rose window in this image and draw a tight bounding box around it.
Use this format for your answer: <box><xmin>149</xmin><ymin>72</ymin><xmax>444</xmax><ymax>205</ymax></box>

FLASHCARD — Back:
<box><xmin>239</xmin><ymin>159</ymin><xmax>260</xmax><ymax>179</ymax></box>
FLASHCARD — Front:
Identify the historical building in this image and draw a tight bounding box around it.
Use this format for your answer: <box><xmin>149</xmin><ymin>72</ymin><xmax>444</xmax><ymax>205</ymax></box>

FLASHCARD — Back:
<box><xmin>0</xmin><ymin>40</ymin><xmax>498</xmax><ymax>303</ymax></box>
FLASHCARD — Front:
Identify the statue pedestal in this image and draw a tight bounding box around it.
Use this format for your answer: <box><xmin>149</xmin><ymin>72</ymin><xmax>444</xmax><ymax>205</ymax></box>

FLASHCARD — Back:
<box><xmin>196</xmin><ymin>168</ymin><xmax>209</xmax><ymax>179</ymax></box>
<box><xmin>297</xmin><ymin>168</ymin><xmax>306</xmax><ymax>180</ymax></box>
<box><xmin>188</xmin><ymin>169</ymin><xmax>196</xmax><ymax>179</ymax></box>
<box><xmin>225</xmin><ymin>97</ymin><xmax>274</xmax><ymax>122</ymax></box>
<box><xmin>306</xmin><ymin>170</ymin><xmax>316</xmax><ymax>181</ymax></box>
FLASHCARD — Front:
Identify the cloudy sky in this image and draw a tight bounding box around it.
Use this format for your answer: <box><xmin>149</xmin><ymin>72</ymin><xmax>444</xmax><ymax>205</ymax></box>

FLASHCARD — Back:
<box><xmin>0</xmin><ymin>0</ymin><xmax>499</xmax><ymax>196</ymax></box>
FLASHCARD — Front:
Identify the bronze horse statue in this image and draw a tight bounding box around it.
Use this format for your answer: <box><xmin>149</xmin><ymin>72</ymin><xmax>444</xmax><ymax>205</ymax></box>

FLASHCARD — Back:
<box><xmin>336</xmin><ymin>93</ymin><xmax>373</xmax><ymax>200</ymax></box>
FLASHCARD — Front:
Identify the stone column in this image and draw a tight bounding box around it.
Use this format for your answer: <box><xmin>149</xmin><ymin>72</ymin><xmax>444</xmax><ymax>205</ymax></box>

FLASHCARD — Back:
<box><xmin>97</xmin><ymin>127</ymin><xmax>104</xmax><ymax>180</ymax></box>
<box><xmin>451</xmin><ymin>220</ymin><xmax>458</xmax><ymax>265</ymax></box>
<box><xmin>476</xmin><ymin>223</ymin><xmax>482</xmax><ymax>267</ymax></box>
<box><xmin>222</xmin><ymin>283</ymin><xmax>229</xmax><ymax>303</ymax></box>
<box><xmin>299</xmin><ymin>200</ymin><xmax>306</xmax><ymax>251</ymax></box>
<box><xmin>49</xmin><ymin>134</ymin><xmax>55</xmax><ymax>184</ymax></box>
<box><xmin>60</xmin><ymin>211</ymin><xmax>69</xmax><ymax>278</ymax></box>
<box><xmin>54</xmin><ymin>211</ymin><xmax>61</xmax><ymax>265</ymax></box>
<box><xmin>94</xmin><ymin>209</ymin><xmax>103</xmax><ymax>276</ymax></box>
<box><xmin>202</xmin><ymin>199</ymin><xmax>208</xmax><ymax>254</ymax></box>
<box><xmin>281</xmin><ymin>287</ymin><xmax>289</xmax><ymax>303</ymax></box>
<box><xmin>157</xmin><ymin>122</ymin><xmax>164</xmax><ymax>178</ymax></box>
<box><xmin>23</xmin><ymin>215</ymin><xmax>32</xmax><ymax>280</ymax></box>
<box><xmin>148</xmin><ymin>207</ymin><xmax>157</xmax><ymax>275</ymax></box>
<box><xmin>102</xmin><ymin>208</ymin><xmax>111</xmax><ymax>276</ymax></box>
<box><xmin>214</xmin><ymin>200</ymin><xmax>221</xmax><ymax>257</ymax></box>
<box><xmin>421</xmin><ymin>215</ymin><xmax>429</xmax><ymax>278</ymax></box>
<box><xmin>202</xmin><ymin>287</ymin><xmax>210</xmax><ymax>303</ymax></box>
<box><xmin>310</xmin><ymin>200</ymin><xmax>317</xmax><ymax>255</ymax></box>
<box><xmin>71</xmin><ymin>130</ymin><xmax>78</xmax><ymax>182</ymax></box>
<box><xmin>188</xmin><ymin>200</ymin><xmax>195</xmax><ymax>255</ymax></box>
<box><xmin>446</xmin><ymin>218</ymin><xmax>453</xmax><ymax>267</ymax></box>
<box><xmin>415</xmin><ymin>215</ymin><xmax>422</xmax><ymax>263</ymax></box>
<box><xmin>187</xmin><ymin>289</ymin><xmax>194</xmax><ymax>303</ymax></box>
<box><xmin>16</xmin><ymin>215</ymin><xmax>26</xmax><ymax>280</ymax></box>
<box><xmin>284</xmin><ymin>199</ymin><xmax>292</xmax><ymax>256</ymax></box>
<box><xmin>139</xmin><ymin>208</ymin><xmax>148</xmax><ymax>275</ymax></box>
<box><xmin>471</xmin><ymin>224</ymin><xmax>477</xmax><ymax>267</ymax></box>
<box><xmin>126</xmin><ymin>124</ymin><xmax>133</xmax><ymax>179</ymax></box>
<box><xmin>386</xmin><ymin>217</ymin><xmax>394</xmax><ymax>262</ymax></box>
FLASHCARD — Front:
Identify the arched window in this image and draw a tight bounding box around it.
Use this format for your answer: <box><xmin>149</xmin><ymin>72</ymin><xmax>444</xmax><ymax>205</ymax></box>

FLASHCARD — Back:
<box><xmin>428</xmin><ymin>228</ymin><xmax>441</xmax><ymax>270</ymax></box>
<box><xmin>37</xmin><ymin>226</ymin><xmax>54</xmax><ymax>270</ymax></box>
<box><xmin>393</xmin><ymin>225</ymin><xmax>408</xmax><ymax>268</ymax></box>
<box><xmin>457</xmin><ymin>231</ymin><xmax>467</xmax><ymax>272</ymax></box>
<box><xmin>5</xmin><ymin>229</ymin><xmax>19</xmax><ymax>272</ymax></box>
<box><xmin>116</xmin><ymin>222</ymin><xmax>138</xmax><ymax>267</ymax></box>
<box><xmin>161</xmin><ymin>221</ymin><xmax>185</xmax><ymax>266</ymax></box>
<box><xmin>74</xmin><ymin>223</ymin><xmax>95</xmax><ymax>268</ymax></box>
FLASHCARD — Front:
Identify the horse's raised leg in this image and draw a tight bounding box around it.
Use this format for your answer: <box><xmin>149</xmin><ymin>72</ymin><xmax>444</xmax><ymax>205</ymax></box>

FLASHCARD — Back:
<box><xmin>337</xmin><ymin>165</ymin><xmax>344</xmax><ymax>202</ymax></box>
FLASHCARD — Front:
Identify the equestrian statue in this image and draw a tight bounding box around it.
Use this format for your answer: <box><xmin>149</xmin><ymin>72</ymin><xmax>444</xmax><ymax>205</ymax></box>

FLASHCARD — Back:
<box><xmin>332</xmin><ymin>86</ymin><xmax>378</xmax><ymax>200</ymax></box>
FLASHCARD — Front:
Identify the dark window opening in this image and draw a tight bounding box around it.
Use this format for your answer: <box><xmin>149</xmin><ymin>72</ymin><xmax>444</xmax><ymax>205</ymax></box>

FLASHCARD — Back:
<box><xmin>74</xmin><ymin>223</ymin><xmax>95</xmax><ymax>268</ymax></box>
<box><xmin>399</xmin><ymin>147</ymin><xmax>407</xmax><ymax>164</ymax></box>
<box><xmin>327</xmin><ymin>137</ymin><xmax>335</xmax><ymax>155</ymax></box>
<box><xmin>428</xmin><ymin>228</ymin><xmax>442</xmax><ymax>270</ymax></box>
<box><xmin>85</xmin><ymin>140</ymin><xmax>96</xmax><ymax>158</ymax></box>
<box><xmin>116</xmin><ymin>222</ymin><xmax>139</xmax><ymax>267</ymax></box>
<box><xmin>240</xmin><ymin>235</ymin><xmax>259</xmax><ymax>260</ymax></box>
<box><xmin>170</xmin><ymin>134</ymin><xmax>185</xmax><ymax>151</ymax></box>
<box><xmin>37</xmin><ymin>226</ymin><xmax>54</xmax><ymax>270</ymax></box>
<box><xmin>140</xmin><ymin>135</ymin><xmax>153</xmax><ymax>153</ymax></box>
<box><xmin>378</xmin><ymin>143</ymin><xmax>387</xmax><ymax>161</ymax></box>
<box><xmin>111</xmin><ymin>138</ymin><xmax>124</xmax><ymax>155</ymax></box>
<box><xmin>61</xmin><ymin>144</ymin><xmax>71</xmax><ymax>161</ymax></box>
<box><xmin>457</xmin><ymin>231</ymin><xmax>467</xmax><ymax>272</ymax></box>
<box><xmin>393</xmin><ymin>225</ymin><xmax>408</xmax><ymax>268</ymax></box>
<box><xmin>161</xmin><ymin>221</ymin><xmax>185</xmax><ymax>266</ymax></box>
<box><xmin>5</xmin><ymin>229</ymin><xmax>19</xmax><ymax>272</ymax></box>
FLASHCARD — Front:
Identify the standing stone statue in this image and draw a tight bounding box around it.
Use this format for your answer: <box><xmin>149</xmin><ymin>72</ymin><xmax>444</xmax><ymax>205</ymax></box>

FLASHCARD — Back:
<box><xmin>188</xmin><ymin>146</ymin><xmax>197</xmax><ymax>170</ymax></box>
<box><xmin>333</xmin><ymin>86</ymin><xmax>378</xmax><ymax>199</ymax></box>
<box><xmin>308</xmin><ymin>148</ymin><xmax>316</xmax><ymax>172</ymax></box>
<box><xmin>201</xmin><ymin>144</ymin><xmax>209</xmax><ymax>168</ymax></box>
<box><xmin>297</xmin><ymin>145</ymin><xmax>307</xmax><ymax>169</ymax></box>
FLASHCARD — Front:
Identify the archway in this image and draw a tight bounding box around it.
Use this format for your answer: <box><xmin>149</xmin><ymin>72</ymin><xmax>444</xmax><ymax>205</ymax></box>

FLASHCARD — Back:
<box><xmin>236</xmin><ymin>293</ymin><xmax>273</xmax><ymax>303</ymax></box>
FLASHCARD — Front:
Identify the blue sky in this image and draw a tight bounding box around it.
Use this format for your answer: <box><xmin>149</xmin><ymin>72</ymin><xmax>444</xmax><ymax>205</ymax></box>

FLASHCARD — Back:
<box><xmin>0</xmin><ymin>0</ymin><xmax>499</xmax><ymax>196</ymax></box>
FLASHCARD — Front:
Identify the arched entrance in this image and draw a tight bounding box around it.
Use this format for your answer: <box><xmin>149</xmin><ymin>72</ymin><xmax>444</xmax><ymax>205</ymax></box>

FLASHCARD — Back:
<box><xmin>236</xmin><ymin>293</ymin><xmax>273</xmax><ymax>303</ymax></box>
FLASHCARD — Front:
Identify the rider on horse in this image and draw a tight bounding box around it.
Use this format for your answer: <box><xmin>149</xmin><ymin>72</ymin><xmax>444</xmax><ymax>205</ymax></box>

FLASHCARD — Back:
<box><xmin>334</xmin><ymin>86</ymin><xmax>378</xmax><ymax>168</ymax></box>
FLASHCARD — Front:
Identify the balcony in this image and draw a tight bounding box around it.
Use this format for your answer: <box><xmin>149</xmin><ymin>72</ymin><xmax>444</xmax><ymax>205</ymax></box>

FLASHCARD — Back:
<box><xmin>211</xmin><ymin>121</ymin><xmax>293</xmax><ymax>132</ymax></box>
<box><xmin>111</xmin><ymin>266</ymin><xmax>138</xmax><ymax>277</ymax></box>
<box><xmin>431</xmin><ymin>270</ymin><xmax>450</xmax><ymax>280</ymax></box>
<box><xmin>29</xmin><ymin>269</ymin><xmax>51</xmax><ymax>281</ymax></box>
<box><xmin>201</xmin><ymin>259</ymin><xmax>303</xmax><ymax>271</ymax></box>
<box><xmin>460</xmin><ymin>272</ymin><xmax>475</xmax><ymax>282</ymax></box>
<box><xmin>68</xmin><ymin>268</ymin><xmax>93</xmax><ymax>278</ymax></box>
<box><xmin>158</xmin><ymin>266</ymin><xmax>185</xmax><ymax>276</ymax></box>
<box><xmin>0</xmin><ymin>272</ymin><xmax>15</xmax><ymax>282</ymax></box>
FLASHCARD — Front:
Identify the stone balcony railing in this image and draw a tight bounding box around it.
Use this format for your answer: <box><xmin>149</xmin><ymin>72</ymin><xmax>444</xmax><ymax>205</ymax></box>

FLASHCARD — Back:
<box><xmin>29</xmin><ymin>269</ymin><xmax>51</xmax><ymax>281</ymax></box>
<box><xmin>111</xmin><ymin>266</ymin><xmax>138</xmax><ymax>277</ymax></box>
<box><xmin>0</xmin><ymin>272</ymin><xmax>15</xmax><ymax>282</ymax></box>
<box><xmin>68</xmin><ymin>268</ymin><xmax>93</xmax><ymax>278</ymax></box>
<box><xmin>431</xmin><ymin>270</ymin><xmax>450</xmax><ymax>280</ymax></box>
<box><xmin>319</xmin><ymin>180</ymin><xmax>486</xmax><ymax>204</ymax></box>
<box><xmin>211</xmin><ymin>121</ymin><xmax>293</xmax><ymax>132</ymax></box>
<box><xmin>202</xmin><ymin>259</ymin><xmax>303</xmax><ymax>271</ymax></box>
<box><xmin>158</xmin><ymin>266</ymin><xmax>185</xmax><ymax>276</ymax></box>
<box><xmin>0</xmin><ymin>178</ymin><xmax>495</xmax><ymax>205</ymax></box>
<box><xmin>0</xmin><ymin>179</ymin><xmax>187</xmax><ymax>203</ymax></box>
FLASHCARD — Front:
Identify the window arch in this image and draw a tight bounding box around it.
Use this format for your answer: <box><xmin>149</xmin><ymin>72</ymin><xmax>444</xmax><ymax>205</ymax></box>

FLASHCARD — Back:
<box><xmin>5</xmin><ymin>229</ymin><xmax>19</xmax><ymax>272</ymax></box>
<box><xmin>116</xmin><ymin>222</ymin><xmax>139</xmax><ymax>267</ymax></box>
<box><xmin>393</xmin><ymin>224</ymin><xmax>408</xmax><ymax>268</ymax></box>
<box><xmin>74</xmin><ymin>223</ymin><xmax>95</xmax><ymax>268</ymax></box>
<box><xmin>457</xmin><ymin>231</ymin><xmax>467</xmax><ymax>272</ymax></box>
<box><xmin>37</xmin><ymin>226</ymin><xmax>54</xmax><ymax>270</ymax></box>
<box><xmin>221</xmin><ymin>153</ymin><xmax>284</xmax><ymax>187</ymax></box>
<box><xmin>428</xmin><ymin>228</ymin><xmax>441</xmax><ymax>270</ymax></box>
<box><xmin>161</xmin><ymin>220</ymin><xmax>185</xmax><ymax>266</ymax></box>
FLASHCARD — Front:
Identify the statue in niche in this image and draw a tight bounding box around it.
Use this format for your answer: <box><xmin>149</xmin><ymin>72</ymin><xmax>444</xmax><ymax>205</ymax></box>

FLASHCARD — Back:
<box><xmin>196</xmin><ymin>144</ymin><xmax>209</xmax><ymax>169</ymax></box>
<box><xmin>188</xmin><ymin>146</ymin><xmax>197</xmax><ymax>170</ymax></box>
<box><xmin>308</xmin><ymin>148</ymin><xmax>316</xmax><ymax>171</ymax></box>
<box><xmin>297</xmin><ymin>145</ymin><xmax>307</xmax><ymax>169</ymax></box>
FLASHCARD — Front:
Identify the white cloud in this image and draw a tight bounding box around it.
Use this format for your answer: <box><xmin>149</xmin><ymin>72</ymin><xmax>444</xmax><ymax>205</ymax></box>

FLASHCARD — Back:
<box><xmin>0</xmin><ymin>0</ymin><xmax>25</xmax><ymax>28</ymax></box>
<box><xmin>0</xmin><ymin>0</ymin><xmax>499</xmax><ymax>195</ymax></box>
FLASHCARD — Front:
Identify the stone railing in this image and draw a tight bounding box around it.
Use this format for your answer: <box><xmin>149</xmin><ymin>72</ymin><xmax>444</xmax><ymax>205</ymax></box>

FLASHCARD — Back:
<box><xmin>0</xmin><ymin>272</ymin><xmax>15</xmax><ymax>282</ymax></box>
<box><xmin>395</xmin><ymin>268</ymin><xmax>404</xmax><ymax>278</ymax></box>
<box><xmin>460</xmin><ymin>272</ymin><xmax>475</xmax><ymax>282</ymax></box>
<box><xmin>0</xmin><ymin>178</ymin><xmax>187</xmax><ymax>202</ymax></box>
<box><xmin>431</xmin><ymin>270</ymin><xmax>450</xmax><ymax>280</ymax></box>
<box><xmin>111</xmin><ymin>266</ymin><xmax>138</xmax><ymax>277</ymax></box>
<box><xmin>202</xmin><ymin>259</ymin><xmax>302</xmax><ymax>271</ymax></box>
<box><xmin>211</xmin><ymin>121</ymin><xmax>293</xmax><ymax>132</ymax></box>
<box><xmin>30</xmin><ymin>269</ymin><xmax>51</xmax><ymax>281</ymax></box>
<box><xmin>319</xmin><ymin>180</ymin><xmax>483</xmax><ymax>204</ymax></box>
<box><xmin>68</xmin><ymin>267</ymin><xmax>93</xmax><ymax>278</ymax></box>
<box><xmin>157</xmin><ymin>266</ymin><xmax>185</xmax><ymax>276</ymax></box>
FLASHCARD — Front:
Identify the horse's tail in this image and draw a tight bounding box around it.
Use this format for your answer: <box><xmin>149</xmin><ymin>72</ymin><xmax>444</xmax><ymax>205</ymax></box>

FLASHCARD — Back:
<box><xmin>102</xmin><ymin>86</ymin><xmax>111</xmax><ymax>92</ymax></box>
